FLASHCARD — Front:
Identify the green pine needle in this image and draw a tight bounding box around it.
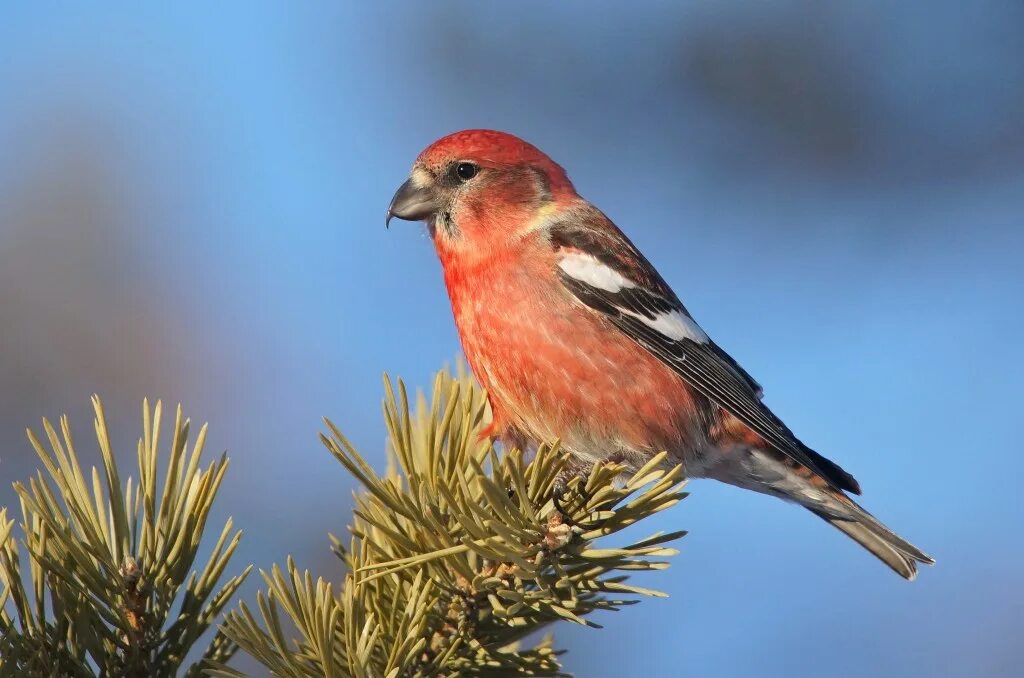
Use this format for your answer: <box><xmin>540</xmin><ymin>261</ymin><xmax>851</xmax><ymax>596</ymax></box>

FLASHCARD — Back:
<box><xmin>2</xmin><ymin>367</ymin><xmax>687</xmax><ymax>677</ymax></box>
<box><xmin>217</xmin><ymin>367</ymin><xmax>686</xmax><ymax>677</ymax></box>
<box><xmin>0</xmin><ymin>398</ymin><xmax>249</xmax><ymax>677</ymax></box>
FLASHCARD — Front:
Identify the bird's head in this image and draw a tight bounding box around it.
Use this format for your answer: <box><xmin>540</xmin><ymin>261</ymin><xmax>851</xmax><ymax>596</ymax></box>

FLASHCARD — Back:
<box><xmin>387</xmin><ymin>130</ymin><xmax>576</xmax><ymax>262</ymax></box>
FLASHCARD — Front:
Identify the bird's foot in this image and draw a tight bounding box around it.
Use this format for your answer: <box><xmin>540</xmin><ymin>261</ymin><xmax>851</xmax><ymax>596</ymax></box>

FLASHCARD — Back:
<box><xmin>550</xmin><ymin>466</ymin><xmax>599</xmax><ymax>530</ymax></box>
<box><xmin>551</xmin><ymin>471</ymin><xmax>581</xmax><ymax>517</ymax></box>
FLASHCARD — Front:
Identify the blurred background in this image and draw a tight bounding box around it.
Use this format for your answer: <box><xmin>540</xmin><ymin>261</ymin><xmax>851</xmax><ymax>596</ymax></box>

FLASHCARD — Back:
<box><xmin>1</xmin><ymin>2</ymin><xmax>1021</xmax><ymax>676</ymax></box>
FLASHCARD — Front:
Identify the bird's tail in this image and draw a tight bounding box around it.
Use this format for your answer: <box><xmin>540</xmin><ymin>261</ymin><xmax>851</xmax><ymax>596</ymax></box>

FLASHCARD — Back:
<box><xmin>811</xmin><ymin>499</ymin><xmax>934</xmax><ymax>580</ymax></box>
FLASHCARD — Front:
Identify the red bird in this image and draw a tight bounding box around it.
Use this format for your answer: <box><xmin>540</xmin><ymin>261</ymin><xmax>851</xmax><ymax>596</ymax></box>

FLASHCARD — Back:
<box><xmin>387</xmin><ymin>129</ymin><xmax>933</xmax><ymax>580</ymax></box>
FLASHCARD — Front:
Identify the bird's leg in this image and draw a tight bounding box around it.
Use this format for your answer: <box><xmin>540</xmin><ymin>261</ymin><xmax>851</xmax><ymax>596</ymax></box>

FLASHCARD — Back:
<box><xmin>550</xmin><ymin>475</ymin><xmax>575</xmax><ymax>518</ymax></box>
<box><xmin>551</xmin><ymin>451</ymin><xmax>629</xmax><ymax>528</ymax></box>
<box><xmin>550</xmin><ymin>455</ymin><xmax>603</xmax><ymax>528</ymax></box>
<box><xmin>551</xmin><ymin>460</ymin><xmax>586</xmax><ymax>519</ymax></box>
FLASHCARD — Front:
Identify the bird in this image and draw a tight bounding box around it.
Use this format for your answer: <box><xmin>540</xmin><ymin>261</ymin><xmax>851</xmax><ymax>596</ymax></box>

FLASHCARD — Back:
<box><xmin>386</xmin><ymin>129</ymin><xmax>933</xmax><ymax>580</ymax></box>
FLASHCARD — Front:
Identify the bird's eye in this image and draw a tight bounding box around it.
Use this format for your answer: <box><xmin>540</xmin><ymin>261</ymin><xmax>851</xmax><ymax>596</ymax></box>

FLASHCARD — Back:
<box><xmin>455</xmin><ymin>162</ymin><xmax>478</xmax><ymax>182</ymax></box>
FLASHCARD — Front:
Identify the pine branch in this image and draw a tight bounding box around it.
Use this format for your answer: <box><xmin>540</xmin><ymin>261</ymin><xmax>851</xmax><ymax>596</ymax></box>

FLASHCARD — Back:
<box><xmin>215</xmin><ymin>367</ymin><xmax>687</xmax><ymax>677</ymax></box>
<box><xmin>0</xmin><ymin>398</ymin><xmax>251</xmax><ymax>677</ymax></box>
<box><xmin>1</xmin><ymin>368</ymin><xmax>687</xmax><ymax>676</ymax></box>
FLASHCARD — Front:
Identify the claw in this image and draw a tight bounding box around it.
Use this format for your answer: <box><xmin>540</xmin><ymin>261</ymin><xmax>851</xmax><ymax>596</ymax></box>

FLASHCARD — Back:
<box><xmin>550</xmin><ymin>468</ymin><xmax>600</xmax><ymax>531</ymax></box>
<box><xmin>551</xmin><ymin>473</ymin><xmax>578</xmax><ymax>520</ymax></box>
<box><xmin>547</xmin><ymin>451</ymin><xmax>629</xmax><ymax>532</ymax></box>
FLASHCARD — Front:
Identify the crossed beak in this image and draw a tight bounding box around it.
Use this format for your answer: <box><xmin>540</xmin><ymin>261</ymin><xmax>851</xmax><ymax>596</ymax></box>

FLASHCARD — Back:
<box><xmin>386</xmin><ymin>177</ymin><xmax>437</xmax><ymax>227</ymax></box>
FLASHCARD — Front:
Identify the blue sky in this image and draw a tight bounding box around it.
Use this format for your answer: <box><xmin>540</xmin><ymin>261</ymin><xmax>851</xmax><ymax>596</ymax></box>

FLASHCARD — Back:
<box><xmin>1</xmin><ymin>3</ymin><xmax>1022</xmax><ymax>675</ymax></box>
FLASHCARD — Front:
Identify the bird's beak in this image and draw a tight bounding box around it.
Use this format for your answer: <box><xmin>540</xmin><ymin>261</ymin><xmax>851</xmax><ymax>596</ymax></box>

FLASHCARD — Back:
<box><xmin>386</xmin><ymin>177</ymin><xmax>437</xmax><ymax>228</ymax></box>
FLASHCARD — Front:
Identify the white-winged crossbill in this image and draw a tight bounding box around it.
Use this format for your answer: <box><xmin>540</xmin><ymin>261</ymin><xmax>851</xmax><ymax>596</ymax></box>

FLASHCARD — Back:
<box><xmin>387</xmin><ymin>130</ymin><xmax>932</xmax><ymax>580</ymax></box>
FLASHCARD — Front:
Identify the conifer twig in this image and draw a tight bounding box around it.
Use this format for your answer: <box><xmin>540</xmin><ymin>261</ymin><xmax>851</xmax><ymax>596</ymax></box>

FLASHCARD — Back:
<box><xmin>0</xmin><ymin>398</ymin><xmax>250</xmax><ymax>677</ymax></box>
<box><xmin>215</xmin><ymin>367</ymin><xmax>687</xmax><ymax>677</ymax></box>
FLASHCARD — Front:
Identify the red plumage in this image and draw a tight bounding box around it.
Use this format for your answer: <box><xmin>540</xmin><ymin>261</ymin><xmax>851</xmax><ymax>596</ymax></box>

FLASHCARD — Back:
<box><xmin>445</xmin><ymin>237</ymin><xmax>701</xmax><ymax>462</ymax></box>
<box><xmin>387</xmin><ymin>129</ymin><xmax>932</xmax><ymax>580</ymax></box>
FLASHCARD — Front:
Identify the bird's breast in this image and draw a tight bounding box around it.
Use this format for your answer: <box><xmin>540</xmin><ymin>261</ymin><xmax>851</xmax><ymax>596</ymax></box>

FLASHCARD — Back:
<box><xmin>441</xmin><ymin>255</ymin><xmax>703</xmax><ymax>462</ymax></box>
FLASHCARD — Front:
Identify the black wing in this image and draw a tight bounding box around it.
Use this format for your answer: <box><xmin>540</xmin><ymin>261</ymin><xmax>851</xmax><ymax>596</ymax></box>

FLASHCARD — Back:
<box><xmin>551</xmin><ymin>215</ymin><xmax>860</xmax><ymax>495</ymax></box>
